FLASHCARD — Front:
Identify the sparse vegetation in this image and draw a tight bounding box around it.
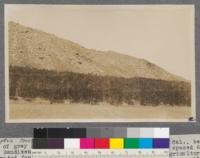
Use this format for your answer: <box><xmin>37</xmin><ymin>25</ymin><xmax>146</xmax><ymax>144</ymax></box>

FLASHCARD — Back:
<box><xmin>9</xmin><ymin>21</ymin><xmax>186</xmax><ymax>81</ymax></box>
<box><xmin>9</xmin><ymin>66</ymin><xmax>191</xmax><ymax>106</ymax></box>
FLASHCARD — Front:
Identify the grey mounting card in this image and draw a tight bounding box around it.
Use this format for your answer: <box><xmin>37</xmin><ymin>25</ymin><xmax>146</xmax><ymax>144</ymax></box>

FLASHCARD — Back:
<box><xmin>0</xmin><ymin>0</ymin><xmax>199</xmax><ymax>137</ymax></box>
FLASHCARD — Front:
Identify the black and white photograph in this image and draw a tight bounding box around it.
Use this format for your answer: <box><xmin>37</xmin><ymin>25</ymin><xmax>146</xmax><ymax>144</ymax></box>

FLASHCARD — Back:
<box><xmin>5</xmin><ymin>5</ymin><xmax>195</xmax><ymax>122</ymax></box>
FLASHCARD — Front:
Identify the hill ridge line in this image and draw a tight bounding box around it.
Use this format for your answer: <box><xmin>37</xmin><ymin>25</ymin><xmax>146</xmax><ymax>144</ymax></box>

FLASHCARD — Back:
<box><xmin>8</xmin><ymin>21</ymin><xmax>186</xmax><ymax>81</ymax></box>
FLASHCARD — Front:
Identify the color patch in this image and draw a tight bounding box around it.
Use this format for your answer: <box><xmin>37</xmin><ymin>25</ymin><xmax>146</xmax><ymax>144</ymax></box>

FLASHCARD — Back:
<box><xmin>73</xmin><ymin>128</ymin><xmax>87</xmax><ymax>138</ymax></box>
<box><xmin>110</xmin><ymin>138</ymin><xmax>124</xmax><ymax>149</ymax></box>
<box><xmin>113</xmin><ymin>128</ymin><xmax>127</xmax><ymax>138</ymax></box>
<box><xmin>139</xmin><ymin>138</ymin><xmax>153</xmax><ymax>148</ymax></box>
<box><xmin>48</xmin><ymin>128</ymin><xmax>68</xmax><ymax>138</ymax></box>
<box><xmin>32</xmin><ymin>139</ymin><xmax>48</xmax><ymax>149</ymax></box>
<box><xmin>64</xmin><ymin>139</ymin><xmax>80</xmax><ymax>149</ymax></box>
<box><xmin>86</xmin><ymin>128</ymin><xmax>101</xmax><ymax>138</ymax></box>
<box><xmin>140</xmin><ymin>128</ymin><xmax>154</xmax><ymax>138</ymax></box>
<box><xmin>95</xmin><ymin>138</ymin><xmax>109</xmax><ymax>149</ymax></box>
<box><xmin>124</xmin><ymin>138</ymin><xmax>139</xmax><ymax>149</ymax></box>
<box><xmin>47</xmin><ymin>138</ymin><xmax>64</xmax><ymax>149</ymax></box>
<box><xmin>80</xmin><ymin>138</ymin><xmax>94</xmax><ymax>149</ymax></box>
<box><xmin>153</xmin><ymin>128</ymin><xmax>169</xmax><ymax>138</ymax></box>
<box><xmin>127</xmin><ymin>128</ymin><xmax>140</xmax><ymax>138</ymax></box>
<box><xmin>153</xmin><ymin>138</ymin><xmax>170</xmax><ymax>148</ymax></box>
<box><xmin>34</xmin><ymin>128</ymin><xmax>47</xmax><ymax>138</ymax></box>
<box><xmin>100</xmin><ymin>128</ymin><xmax>114</xmax><ymax>138</ymax></box>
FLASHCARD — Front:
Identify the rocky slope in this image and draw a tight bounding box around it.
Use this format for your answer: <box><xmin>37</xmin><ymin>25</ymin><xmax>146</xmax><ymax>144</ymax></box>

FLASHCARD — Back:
<box><xmin>8</xmin><ymin>21</ymin><xmax>185</xmax><ymax>81</ymax></box>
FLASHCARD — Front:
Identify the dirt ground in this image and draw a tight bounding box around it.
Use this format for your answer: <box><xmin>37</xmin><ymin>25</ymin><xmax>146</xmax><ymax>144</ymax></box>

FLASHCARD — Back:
<box><xmin>8</xmin><ymin>99</ymin><xmax>191</xmax><ymax>121</ymax></box>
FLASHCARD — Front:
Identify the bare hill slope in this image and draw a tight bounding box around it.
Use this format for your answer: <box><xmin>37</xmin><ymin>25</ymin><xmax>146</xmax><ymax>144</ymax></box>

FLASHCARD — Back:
<box><xmin>8</xmin><ymin>21</ymin><xmax>185</xmax><ymax>81</ymax></box>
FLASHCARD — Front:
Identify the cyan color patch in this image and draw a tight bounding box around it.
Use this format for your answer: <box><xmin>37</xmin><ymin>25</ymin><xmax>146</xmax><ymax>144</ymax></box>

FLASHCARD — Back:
<box><xmin>139</xmin><ymin>138</ymin><xmax>153</xmax><ymax>148</ymax></box>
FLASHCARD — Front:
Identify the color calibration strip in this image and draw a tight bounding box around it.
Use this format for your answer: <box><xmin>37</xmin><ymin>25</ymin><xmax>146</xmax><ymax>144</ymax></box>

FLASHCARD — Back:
<box><xmin>32</xmin><ymin>128</ymin><xmax>169</xmax><ymax>149</ymax></box>
<box><xmin>32</xmin><ymin>138</ymin><xmax>169</xmax><ymax>149</ymax></box>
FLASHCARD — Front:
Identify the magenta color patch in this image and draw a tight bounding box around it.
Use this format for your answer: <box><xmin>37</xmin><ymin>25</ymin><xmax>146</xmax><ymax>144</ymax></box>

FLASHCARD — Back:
<box><xmin>80</xmin><ymin>138</ymin><xmax>95</xmax><ymax>149</ymax></box>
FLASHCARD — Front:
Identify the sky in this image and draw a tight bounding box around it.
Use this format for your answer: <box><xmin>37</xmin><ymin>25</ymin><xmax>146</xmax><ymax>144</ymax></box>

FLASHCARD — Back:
<box><xmin>5</xmin><ymin>5</ymin><xmax>195</xmax><ymax>80</ymax></box>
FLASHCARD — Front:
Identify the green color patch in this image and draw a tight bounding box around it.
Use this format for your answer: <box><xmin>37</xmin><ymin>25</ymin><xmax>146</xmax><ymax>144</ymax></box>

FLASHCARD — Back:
<box><xmin>124</xmin><ymin>138</ymin><xmax>139</xmax><ymax>149</ymax></box>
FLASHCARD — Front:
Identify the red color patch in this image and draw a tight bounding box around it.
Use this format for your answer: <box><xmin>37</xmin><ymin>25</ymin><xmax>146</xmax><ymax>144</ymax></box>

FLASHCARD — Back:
<box><xmin>95</xmin><ymin>138</ymin><xmax>109</xmax><ymax>149</ymax></box>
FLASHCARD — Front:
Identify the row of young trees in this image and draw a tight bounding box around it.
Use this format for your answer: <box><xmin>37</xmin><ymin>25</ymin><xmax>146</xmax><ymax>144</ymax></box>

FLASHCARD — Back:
<box><xmin>9</xmin><ymin>66</ymin><xmax>191</xmax><ymax>106</ymax></box>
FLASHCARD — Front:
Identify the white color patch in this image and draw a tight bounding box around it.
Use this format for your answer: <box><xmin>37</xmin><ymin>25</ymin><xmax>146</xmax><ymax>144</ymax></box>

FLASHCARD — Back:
<box><xmin>64</xmin><ymin>138</ymin><xmax>80</xmax><ymax>149</ymax></box>
<box><xmin>154</xmin><ymin>128</ymin><xmax>170</xmax><ymax>138</ymax></box>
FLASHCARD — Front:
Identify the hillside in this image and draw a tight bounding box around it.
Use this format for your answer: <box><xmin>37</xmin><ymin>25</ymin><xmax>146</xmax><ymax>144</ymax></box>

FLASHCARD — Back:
<box><xmin>8</xmin><ymin>21</ymin><xmax>185</xmax><ymax>81</ymax></box>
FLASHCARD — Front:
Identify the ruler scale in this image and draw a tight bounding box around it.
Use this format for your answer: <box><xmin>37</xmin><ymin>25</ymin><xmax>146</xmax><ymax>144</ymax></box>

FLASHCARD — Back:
<box><xmin>32</xmin><ymin>149</ymin><xmax>169</xmax><ymax>158</ymax></box>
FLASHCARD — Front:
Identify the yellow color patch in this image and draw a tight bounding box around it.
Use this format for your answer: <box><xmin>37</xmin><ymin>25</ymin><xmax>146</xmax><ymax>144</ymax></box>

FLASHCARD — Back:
<box><xmin>109</xmin><ymin>138</ymin><xmax>124</xmax><ymax>149</ymax></box>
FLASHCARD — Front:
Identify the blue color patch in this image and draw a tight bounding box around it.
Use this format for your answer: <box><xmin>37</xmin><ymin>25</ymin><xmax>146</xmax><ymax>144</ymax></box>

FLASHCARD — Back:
<box><xmin>153</xmin><ymin>138</ymin><xmax>170</xmax><ymax>148</ymax></box>
<box><xmin>139</xmin><ymin>138</ymin><xmax>153</xmax><ymax>148</ymax></box>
